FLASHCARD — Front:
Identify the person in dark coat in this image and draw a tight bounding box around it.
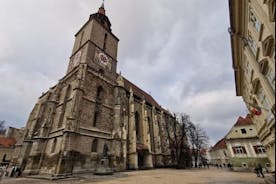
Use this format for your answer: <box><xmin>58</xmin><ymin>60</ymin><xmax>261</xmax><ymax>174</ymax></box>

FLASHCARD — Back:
<box><xmin>254</xmin><ymin>166</ymin><xmax>260</xmax><ymax>177</ymax></box>
<box><xmin>257</xmin><ymin>164</ymin><xmax>264</xmax><ymax>178</ymax></box>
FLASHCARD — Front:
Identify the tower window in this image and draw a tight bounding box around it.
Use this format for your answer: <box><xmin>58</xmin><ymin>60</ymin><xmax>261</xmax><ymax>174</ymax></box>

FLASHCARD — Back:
<box><xmin>93</xmin><ymin>112</ymin><xmax>98</xmax><ymax>127</ymax></box>
<box><xmin>99</xmin><ymin>69</ymin><xmax>104</xmax><ymax>75</ymax></box>
<box><xmin>79</xmin><ymin>31</ymin><xmax>85</xmax><ymax>48</ymax></box>
<box><xmin>103</xmin><ymin>33</ymin><xmax>107</xmax><ymax>51</ymax></box>
<box><xmin>91</xmin><ymin>139</ymin><xmax>98</xmax><ymax>152</ymax></box>
<box><xmin>65</xmin><ymin>85</ymin><xmax>72</xmax><ymax>100</ymax></box>
<box><xmin>51</xmin><ymin>138</ymin><xmax>57</xmax><ymax>153</ymax></box>
<box><xmin>96</xmin><ymin>86</ymin><xmax>104</xmax><ymax>102</ymax></box>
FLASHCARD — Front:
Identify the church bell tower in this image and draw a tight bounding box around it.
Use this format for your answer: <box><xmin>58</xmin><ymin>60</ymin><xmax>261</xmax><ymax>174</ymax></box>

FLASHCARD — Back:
<box><xmin>67</xmin><ymin>3</ymin><xmax>119</xmax><ymax>81</ymax></box>
<box><xmin>16</xmin><ymin>3</ymin><xmax>121</xmax><ymax>176</ymax></box>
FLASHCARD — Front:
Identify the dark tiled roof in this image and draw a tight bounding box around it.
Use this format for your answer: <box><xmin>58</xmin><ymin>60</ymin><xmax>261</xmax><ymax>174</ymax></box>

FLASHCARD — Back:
<box><xmin>123</xmin><ymin>77</ymin><xmax>161</xmax><ymax>109</ymax></box>
<box><xmin>0</xmin><ymin>137</ymin><xmax>16</xmax><ymax>148</ymax></box>
<box><xmin>233</xmin><ymin>115</ymin><xmax>253</xmax><ymax>127</ymax></box>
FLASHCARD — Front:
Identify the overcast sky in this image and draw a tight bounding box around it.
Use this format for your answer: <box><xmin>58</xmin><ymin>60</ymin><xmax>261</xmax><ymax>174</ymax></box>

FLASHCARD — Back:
<box><xmin>0</xmin><ymin>0</ymin><xmax>248</xmax><ymax>145</ymax></box>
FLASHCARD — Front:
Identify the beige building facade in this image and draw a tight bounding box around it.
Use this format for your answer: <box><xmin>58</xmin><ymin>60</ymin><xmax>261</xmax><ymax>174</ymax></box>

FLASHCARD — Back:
<box><xmin>12</xmin><ymin>4</ymin><xmax>176</xmax><ymax>177</ymax></box>
<box><xmin>225</xmin><ymin>115</ymin><xmax>270</xmax><ymax>171</ymax></box>
<box><xmin>0</xmin><ymin>127</ymin><xmax>24</xmax><ymax>166</ymax></box>
<box><xmin>209</xmin><ymin>115</ymin><xmax>270</xmax><ymax>171</ymax></box>
<box><xmin>229</xmin><ymin>0</ymin><xmax>275</xmax><ymax>171</ymax></box>
<box><xmin>208</xmin><ymin>138</ymin><xmax>230</xmax><ymax>166</ymax></box>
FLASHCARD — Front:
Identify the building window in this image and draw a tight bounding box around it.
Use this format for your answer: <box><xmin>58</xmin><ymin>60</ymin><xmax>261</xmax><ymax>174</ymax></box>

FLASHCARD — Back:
<box><xmin>266</xmin><ymin>67</ymin><xmax>275</xmax><ymax>91</ymax></box>
<box><xmin>241</xmin><ymin>128</ymin><xmax>247</xmax><ymax>134</ymax></box>
<box><xmin>262</xmin><ymin>35</ymin><xmax>274</xmax><ymax>57</ymax></box>
<box><xmin>103</xmin><ymin>33</ymin><xmax>107</xmax><ymax>51</ymax></box>
<box><xmin>135</xmin><ymin>112</ymin><xmax>140</xmax><ymax>139</ymax></box>
<box><xmin>79</xmin><ymin>31</ymin><xmax>85</xmax><ymax>48</ymax></box>
<box><xmin>147</xmin><ymin>117</ymin><xmax>151</xmax><ymax>134</ymax></box>
<box><xmin>252</xmin><ymin>78</ymin><xmax>261</xmax><ymax>94</ymax></box>
<box><xmin>253</xmin><ymin>145</ymin><xmax>266</xmax><ymax>154</ymax></box>
<box><xmin>266</xmin><ymin>0</ymin><xmax>275</xmax><ymax>22</ymax></box>
<box><xmin>96</xmin><ymin>86</ymin><xmax>104</xmax><ymax>102</ymax></box>
<box><xmin>58</xmin><ymin>85</ymin><xmax>72</xmax><ymax>128</ymax></box>
<box><xmin>91</xmin><ymin>139</ymin><xmax>98</xmax><ymax>152</ymax></box>
<box><xmin>223</xmin><ymin>151</ymin><xmax>227</xmax><ymax>157</ymax></box>
<box><xmin>51</xmin><ymin>138</ymin><xmax>57</xmax><ymax>153</ymax></box>
<box><xmin>248</xmin><ymin>32</ymin><xmax>258</xmax><ymax>55</ymax></box>
<box><xmin>249</xmin><ymin>8</ymin><xmax>261</xmax><ymax>32</ymax></box>
<box><xmin>259</xmin><ymin>59</ymin><xmax>269</xmax><ymax>75</ymax></box>
<box><xmin>93</xmin><ymin>112</ymin><xmax>98</xmax><ymax>127</ymax></box>
<box><xmin>99</xmin><ymin>69</ymin><xmax>104</xmax><ymax>75</ymax></box>
<box><xmin>232</xmin><ymin>146</ymin><xmax>247</xmax><ymax>154</ymax></box>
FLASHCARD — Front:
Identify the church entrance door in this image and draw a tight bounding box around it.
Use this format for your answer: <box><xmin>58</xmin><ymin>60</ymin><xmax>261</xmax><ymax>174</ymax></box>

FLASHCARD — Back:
<box><xmin>138</xmin><ymin>152</ymin><xmax>145</xmax><ymax>169</ymax></box>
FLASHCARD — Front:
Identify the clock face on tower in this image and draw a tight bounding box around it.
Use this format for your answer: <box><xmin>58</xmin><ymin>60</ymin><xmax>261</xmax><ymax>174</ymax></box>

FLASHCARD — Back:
<box><xmin>98</xmin><ymin>52</ymin><xmax>109</xmax><ymax>66</ymax></box>
<box><xmin>95</xmin><ymin>49</ymin><xmax>111</xmax><ymax>71</ymax></box>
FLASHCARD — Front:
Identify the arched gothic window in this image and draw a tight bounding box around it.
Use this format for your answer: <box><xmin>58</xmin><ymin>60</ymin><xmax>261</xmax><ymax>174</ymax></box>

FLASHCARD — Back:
<box><xmin>103</xmin><ymin>33</ymin><xmax>108</xmax><ymax>51</ymax></box>
<box><xmin>135</xmin><ymin>112</ymin><xmax>140</xmax><ymax>138</ymax></box>
<box><xmin>93</xmin><ymin>112</ymin><xmax>98</xmax><ymax>127</ymax></box>
<box><xmin>51</xmin><ymin>138</ymin><xmax>57</xmax><ymax>153</ymax></box>
<box><xmin>262</xmin><ymin>35</ymin><xmax>274</xmax><ymax>57</ymax></box>
<box><xmin>96</xmin><ymin>86</ymin><xmax>104</xmax><ymax>102</ymax></box>
<box><xmin>91</xmin><ymin>139</ymin><xmax>98</xmax><ymax>152</ymax></box>
<box><xmin>65</xmin><ymin>85</ymin><xmax>72</xmax><ymax>100</ymax></box>
<box><xmin>147</xmin><ymin>117</ymin><xmax>151</xmax><ymax>134</ymax></box>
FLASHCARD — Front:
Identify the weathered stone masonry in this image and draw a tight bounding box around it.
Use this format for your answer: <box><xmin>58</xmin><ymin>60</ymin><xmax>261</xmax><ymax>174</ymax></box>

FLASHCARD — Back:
<box><xmin>12</xmin><ymin>4</ymin><xmax>176</xmax><ymax>176</ymax></box>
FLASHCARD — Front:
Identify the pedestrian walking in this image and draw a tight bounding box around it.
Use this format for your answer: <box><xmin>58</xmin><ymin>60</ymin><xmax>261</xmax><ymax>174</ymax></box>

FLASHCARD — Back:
<box><xmin>254</xmin><ymin>167</ymin><xmax>260</xmax><ymax>177</ymax></box>
<box><xmin>257</xmin><ymin>164</ymin><xmax>264</xmax><ymax>178</ymax></box>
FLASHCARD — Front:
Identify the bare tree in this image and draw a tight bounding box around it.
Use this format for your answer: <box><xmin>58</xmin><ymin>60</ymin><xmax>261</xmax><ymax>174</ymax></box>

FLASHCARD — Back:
<box><xmin>164</xmin><ymin>113</ymin><xmax>192</xmax><ymax>168</ymax></box>
<box><xmin>187</xmin><ymin>123</ymin><xmax>209</xmax><ymax>168</ymax></box>
<box><xmin>177</xmin><ymin>113</ymin><xmax>192</xmax><ymax>168</ymax></box>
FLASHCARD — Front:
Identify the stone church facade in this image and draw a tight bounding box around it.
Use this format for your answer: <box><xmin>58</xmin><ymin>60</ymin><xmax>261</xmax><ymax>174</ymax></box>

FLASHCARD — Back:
<box><xmin>13</xmin><ymin>4</ymin><xmax>175</xmax><ymax>176</ymax></box>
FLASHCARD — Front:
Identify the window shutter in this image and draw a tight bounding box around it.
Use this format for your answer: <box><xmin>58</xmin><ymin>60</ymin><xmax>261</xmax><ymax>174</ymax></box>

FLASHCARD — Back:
<box><xmin>242</xmin><ymin>146</ymin><xmax>247</xmax><ymax>154</ymax></box>
<box><xmin>253</xmin><ymin>145</ymin><xmax>258</xmax><ymax>154</ymax></box>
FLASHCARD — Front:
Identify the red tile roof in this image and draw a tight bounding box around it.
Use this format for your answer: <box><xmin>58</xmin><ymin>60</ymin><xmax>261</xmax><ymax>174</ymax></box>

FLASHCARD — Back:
<box><xmin>0</xmin><ymin>137</ymin><xmax>16</xmax><ymax>148</ymax></box>
<box><xmin>210</xmin><ymin>138</ymin><xmax>227</xmax><ymax>151</ymax></box>
<box><xmin>233</xmin><ymin>115</ymin><xmax>253</xmax><ymax>127</ymax></box>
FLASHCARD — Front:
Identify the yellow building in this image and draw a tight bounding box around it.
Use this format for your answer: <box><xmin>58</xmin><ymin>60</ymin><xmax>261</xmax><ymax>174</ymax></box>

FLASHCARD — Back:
<box><xmin>208</xmin><ymin>138</ymin><xmax>230</xmax><ymax>166</ymax></box>
<box><xmin>229</xmin><ymin>0</ymin><xmax>275</xmax><ymax>171</ymax></box>
<box><xmin>225</xmin><ymin>115</ymin><xmax>270</xmax><ymax>172</ymax></box>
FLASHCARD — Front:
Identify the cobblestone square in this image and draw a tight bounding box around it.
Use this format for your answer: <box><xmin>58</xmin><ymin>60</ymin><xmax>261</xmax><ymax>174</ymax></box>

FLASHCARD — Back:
<box><xmin>0</xmin><ymin>168</ymin><xmax>267</xmax><ymax>184</ymax></box>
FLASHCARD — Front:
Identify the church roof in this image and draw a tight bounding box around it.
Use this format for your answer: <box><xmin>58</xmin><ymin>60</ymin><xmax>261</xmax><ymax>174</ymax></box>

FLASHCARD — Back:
<box><xmin>233</xmin><ymin>115</ymin><xmax>253</xmax><ymax>127</ymax></box>
<box><xmin>123</xmin><ymin>77</ymin><xmax>161</xmax><ymax>109</ymax></box>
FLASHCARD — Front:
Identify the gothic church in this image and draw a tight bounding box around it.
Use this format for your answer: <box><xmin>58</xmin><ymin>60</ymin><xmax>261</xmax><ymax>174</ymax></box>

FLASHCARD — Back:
<box><xmin>13</xmin><ymin>4</ymin><xmax>175</xmax><ymax>176</ymax></box>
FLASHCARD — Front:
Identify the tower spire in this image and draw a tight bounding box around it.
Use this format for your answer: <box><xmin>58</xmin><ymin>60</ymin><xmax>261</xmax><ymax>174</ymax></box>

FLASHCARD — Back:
<box><xmin>98</xmin><ymin>0</ymin><xmax>105</xmax><ymax>15</ymax></box>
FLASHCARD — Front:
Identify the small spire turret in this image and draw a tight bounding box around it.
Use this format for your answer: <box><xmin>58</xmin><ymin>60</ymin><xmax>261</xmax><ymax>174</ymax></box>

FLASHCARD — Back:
<box><xmin>98</xmin><ymin>0</ymin><xmax>105</xmax><ymax>15</ymax></box>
